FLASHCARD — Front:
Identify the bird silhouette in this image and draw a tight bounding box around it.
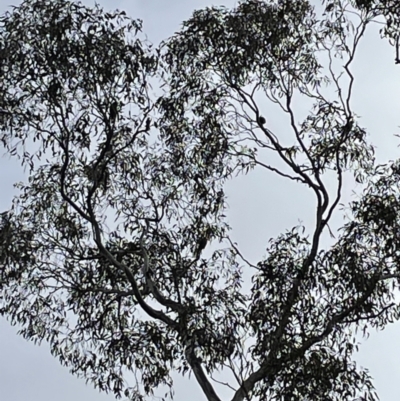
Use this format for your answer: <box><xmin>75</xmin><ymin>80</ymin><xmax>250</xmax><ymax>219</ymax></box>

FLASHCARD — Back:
<box><xmin>196</xmin><ymin>236</ymin><xmax>208</xmax><ymax>257</ymax></box>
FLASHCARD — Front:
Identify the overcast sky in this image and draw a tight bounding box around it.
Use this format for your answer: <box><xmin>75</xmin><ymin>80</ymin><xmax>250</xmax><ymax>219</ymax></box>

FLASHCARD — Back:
<box><xmin>0</xmin><ymin>0</ymin><xmax>400</xmax><ymax>400</ymax></box>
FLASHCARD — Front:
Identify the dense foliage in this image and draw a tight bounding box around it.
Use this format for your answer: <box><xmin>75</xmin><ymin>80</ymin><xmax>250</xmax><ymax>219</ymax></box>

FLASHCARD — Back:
<box><xmin>1</xmin><ymin>0</ymin><xmax>400</xmax><ymax>400</ymax></box>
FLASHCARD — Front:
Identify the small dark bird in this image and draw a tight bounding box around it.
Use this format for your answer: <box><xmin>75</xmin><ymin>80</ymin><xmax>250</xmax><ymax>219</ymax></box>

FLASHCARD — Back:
<box><xmin>110</xmin><ymin>101</ymin><xmax>119</xmax><ymax>123</ymax></box>
<box><xmin>145</xmin><ymin>117</ymin><xmax>151</xmax><ymax>131</ymax></box>
<box><xmin>48</xmin><ymin>80</ymin><xmax>61</xmax><ymax>100</ymax></box>
<box><xmin>325</xmin><ymin>3</ymin><xmax>334</xmax><ymax>12</ymax></box>
<box><xmin>196</xmin><ymin>236</ymin><xmax>208</xmax><ymax>257</ymax></box>
<box><xmin>258</xmin><ymin>116</ymin><xmax>266</xmax><ymax>125</ymax></box>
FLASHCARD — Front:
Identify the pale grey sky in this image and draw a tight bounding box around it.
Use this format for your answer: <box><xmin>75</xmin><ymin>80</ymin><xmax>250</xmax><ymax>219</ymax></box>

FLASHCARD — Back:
<box><xmin>0</xmin><ymin>1</ymin><xmax>400</xmax><ymax>400</ymax></box>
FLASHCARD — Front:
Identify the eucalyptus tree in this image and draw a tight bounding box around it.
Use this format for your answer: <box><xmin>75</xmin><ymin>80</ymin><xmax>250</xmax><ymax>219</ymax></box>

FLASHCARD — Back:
<box><xmin>1</xmin><ymin>1</ymin><xmax>400</xmax><ymax>401</ymax></box>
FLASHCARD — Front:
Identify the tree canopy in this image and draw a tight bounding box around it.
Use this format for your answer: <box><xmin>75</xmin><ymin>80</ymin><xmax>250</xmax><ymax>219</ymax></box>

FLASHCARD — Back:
<box><xmin>0</xmin><ymin>0</ymin><xmax>400</xmax><ymax>400</ymax></box>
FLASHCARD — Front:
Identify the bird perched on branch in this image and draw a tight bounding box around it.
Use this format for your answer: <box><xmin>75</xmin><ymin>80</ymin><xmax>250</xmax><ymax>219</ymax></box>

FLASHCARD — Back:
<box><xmin>109</xmin><ymin>101</ymin><xmax>119</xmax><ymax>123</ymax></box>
<box><xmin>145</xmin><ymin>117</ymin><xmax>151</xmax><ymax>132</ymax></box>
<box><xmin>258</xmin><ymin>116</ymin><xmax>266</xmax><ymax>125</ymax></box>
<box><xmin>195</xmin><ymin>235</ymin><xmax>208</xmax><ymax>258</ymax></box>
